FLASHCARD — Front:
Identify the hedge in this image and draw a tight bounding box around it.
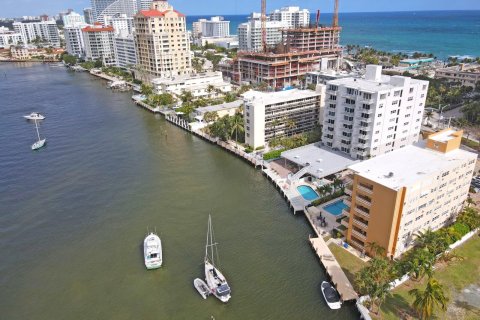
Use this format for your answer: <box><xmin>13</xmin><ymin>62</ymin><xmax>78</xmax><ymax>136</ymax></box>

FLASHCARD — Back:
<box><xmin>263</xmin><ymin>149</ymin><xmax>286</xmax><ymax>160</ymax></box>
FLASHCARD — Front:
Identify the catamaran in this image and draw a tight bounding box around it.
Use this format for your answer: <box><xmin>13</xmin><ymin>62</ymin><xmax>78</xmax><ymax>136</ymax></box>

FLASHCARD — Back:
<box><xmin>24</xmin><ymin>112</ymin><xmax>45</xmax><ymax>120</ymax></box>
<box><xmin>204</xmin><ymin>215</ymin><xmax>231</xmax><ymax>303</ymax></box>
<box><xmin>31</xmin><ymin>119</ymin><xmax>46</xmax><ymax>150</ymax></box>
<box><xmin>144</xmin><ymin>232</ymin><xmax>162</xmax><ymax>270</ymax></box>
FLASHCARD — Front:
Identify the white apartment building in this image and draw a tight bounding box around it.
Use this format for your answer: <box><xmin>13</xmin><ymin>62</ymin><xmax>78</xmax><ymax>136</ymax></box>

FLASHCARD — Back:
<box><xmin>134</xmin><ymin>0</ymin><xmax>191</xmax><ymax>79</ymax></box>
<box><xmin>238</xmin><ymin>15</ymin><xmax>288</xmax><ymax>52</ymax></box>
<box><xmin>346</xmin><ymin>129</ymin><xmax>477</xmax><ymax>258</ymax></box>
<box><xmin>200</xmin><ymin>16</ymin><xmax>230</xmax><ymax>38</ymax></box>
<box><xmin>151</xmin><ymin>71</ymin><xmax>232</xmax><ymax>99</ymax></box>
<box><xmin>270</xmin><ymin>6</ymin><xmax>310</xmax><ymax>29</ymax></box>
<box><xmin>0</xmin><ymin>28</ymin><xmax>24</xmax><ymax>49</ymax></box>
<box><xmin>114</xmin><ymin>35</ymin><xmax>137</xmax><ymax>68</ymax></box>
<box><xmin>105</xmin><ymin>14</ymin><xmax>134</xmax><ymax>36</ymax></box>
<box><xmin>192</xmin><ymin>19</ymin><xmax>205</xmax><ymax>39</ymax></box>
<box><xmin>64</xmin><ymin>25</ymin><xmax>87</xmax><ymax>58</ymax></box>
<box><xmin>13</xmin><ymin>20</ymin><xmax>60</xmax><ymax>47</ymax></box>
<box><xmin>91</xmin><ymin>0</ymin><xmax>138</xmax><ymax>24</ymax></box>
<box><xmin>322</xmin><ymin>65</ymin><xmax>429</xmax><ymax>160</ymax></box>
<box><xmin>243</xmin><ymin>89</ymin><xmax>322</xmax><ymax>148</ymax></box>
<box><xmin>82</xmin><ymin>24</ymin><xmax>116</xmax><ymax>66</ymax></box>
<box><xmin>62</xmin><ymin>12</ymin><xmax>86</xmax><ymax>27</ymax></box>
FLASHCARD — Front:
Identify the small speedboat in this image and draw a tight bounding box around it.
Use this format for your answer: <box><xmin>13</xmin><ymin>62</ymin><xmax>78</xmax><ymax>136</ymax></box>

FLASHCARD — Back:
<box><xmin>144</xmin><ymin>232</ymin><xmax>162</xmax><ymax>269</ymax></box>
<box><xmin>194</xmin><ymin>278</ymin><xmax>210</xmax><ymax>299</ymax></box>
<box><xmin>24</xmin><ymin>112</ymin><xmax>45</xmax><ymax>120</ymax></box>
<box><xmin>321</xmin><ymin>281</ymin><xmax>342</xmax><ymax>309</ymax></box>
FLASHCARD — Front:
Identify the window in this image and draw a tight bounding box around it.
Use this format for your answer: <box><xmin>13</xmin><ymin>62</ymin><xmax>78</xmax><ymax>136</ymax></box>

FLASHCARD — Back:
<box><xmin>363</xmin><ymin>93</ymin><xmax>372</xmax><ymax>100</ymax></box>
<box><xmin>380</xmin><ymin>94</ymin><xmax>386</xmax><ymax>99</ymax></box>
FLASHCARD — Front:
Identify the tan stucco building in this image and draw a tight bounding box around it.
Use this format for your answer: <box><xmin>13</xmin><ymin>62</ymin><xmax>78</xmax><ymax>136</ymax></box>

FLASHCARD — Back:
<box><xmin>133</xmin><ymin>0</ymin><xmax>191</xmax><ymax>80</ymax></box>
<box><xmin>344</xmin><ymin>129</ymin><xmax>477</xmax><ymax>258</ymax></box>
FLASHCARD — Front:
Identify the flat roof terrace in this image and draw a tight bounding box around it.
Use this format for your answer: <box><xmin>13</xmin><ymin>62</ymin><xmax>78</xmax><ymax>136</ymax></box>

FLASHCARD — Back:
<box><xmin>281</xmin><ymin>143</ymin><xmax>359</xmax><ymax>179</ymax></box>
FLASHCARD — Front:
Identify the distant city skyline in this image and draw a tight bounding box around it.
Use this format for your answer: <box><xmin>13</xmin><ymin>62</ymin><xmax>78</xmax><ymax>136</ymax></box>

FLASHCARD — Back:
<box><xmin>1</xmin><ymin>0</ymin><xmax>480</xmax><ymax>18</ymax></box>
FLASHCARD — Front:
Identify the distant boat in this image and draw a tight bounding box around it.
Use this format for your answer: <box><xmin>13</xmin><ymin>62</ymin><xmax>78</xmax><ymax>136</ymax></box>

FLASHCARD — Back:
<box><xmin>204</xmin><ymin>215</ymin><xmax>231</xmax><ymax>303</ymax></box>
<box><xmin>24</xmin><ymin>112</ymin><xmax>45</xmax><ymax>120</ymax></box>
<box><xmin>321</xmin><ymin>281</ymin><xmax>342</xmax><ymax>310</ymax></box>
<box><xmin>194</xmin><ymin>278</ymin><xmax>210</xmax><ymax>299</ymax></box>
<box><xmin>144</xmin><ymin>232</ymin><xmax>162</xmax><ymax>269</ymax></box>
<box><xmin>31</xmin><ymin>119</ymin><xmax>46</xmax><ymax>150</ymax></box>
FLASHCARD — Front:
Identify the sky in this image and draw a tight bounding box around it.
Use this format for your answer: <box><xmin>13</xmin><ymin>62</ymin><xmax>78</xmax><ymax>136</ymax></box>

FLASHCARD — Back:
<box><xmin>2</xmin><ymin>0</ymin><xmax>480</xmax><ymax>17</ymax></box>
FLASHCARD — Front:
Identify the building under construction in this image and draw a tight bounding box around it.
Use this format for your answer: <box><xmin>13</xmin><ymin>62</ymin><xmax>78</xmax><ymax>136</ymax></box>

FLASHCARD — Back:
<box><xmin>223</xmin><ymin>0</ymin><xmax>342</xmax><ymax>89</ymax></box>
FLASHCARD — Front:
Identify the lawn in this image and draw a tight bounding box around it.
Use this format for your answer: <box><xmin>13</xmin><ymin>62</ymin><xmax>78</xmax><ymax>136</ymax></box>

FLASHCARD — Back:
<box><xmin>462</xmin><ymin>137</ymin><xmax>479</xmax><ymax>150</ymax></box>
<box><xmin>379</xmin><ymin>235</ymin><xmax>480</xmax><ymax>320</ymax></box>
<box><xmin>328</xmin><ymin>243</ymin><xmax>366</xmax><ymax>289</ymax></box>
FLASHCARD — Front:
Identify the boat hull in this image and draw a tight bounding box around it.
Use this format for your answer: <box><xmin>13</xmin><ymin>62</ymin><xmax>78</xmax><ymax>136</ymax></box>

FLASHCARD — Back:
<box><xmin>32</xmin><ymin>139</ymin><xmax>46</xmax><ymax>150</ymax></box>
<box><xmin>205</xmin><ymin>260</ymin><xmax>231</xmax><ymax>303</ymax></box>
<box><xmin>144</xmin><ymin>233</ymin><xmax>162</xmax><ymax>269</ymax></box>
<box><xmin>321</xmin><ymin>281</ymin><xmax>342</xmax><ymax>310</ymax></box>
<box><xmin>24</xmin><ymin>114</ymin><xmax>45</xmax><ymax>120</ymax></box>
<box><xmin>194</xmin><ymin>278</ymin><xmax>209</xmax><ymax>299</ymax></box>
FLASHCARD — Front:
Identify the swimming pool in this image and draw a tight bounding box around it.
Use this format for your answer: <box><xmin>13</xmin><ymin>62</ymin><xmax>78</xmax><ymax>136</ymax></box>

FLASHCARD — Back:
<box><xmin>323</xmin><ymin>199</ymin><xmax>348</xmax><ymax>216</ymax></box>
<box><xmin>296</xmin><ymin>185</ymin><xmax>319</xmax><ymax>201</ymax></box>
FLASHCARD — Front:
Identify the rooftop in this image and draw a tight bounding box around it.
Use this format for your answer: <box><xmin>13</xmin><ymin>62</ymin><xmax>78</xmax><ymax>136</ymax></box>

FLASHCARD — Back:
<box><xmin>137</xmin><ymin>9</ymin><xmax>185</xmax><ymax>18</ymax></box>
<box><xmin>328</xmin><ymin>74</ymin><xmax>427</xmax><ymax>93</ymax></box>
<box><xmin>429</xmin><ymin>129</ymin><xmax>458</xmax><ymax>142</ymax></box>
<box><xmin>152</xmin><ymin>72</ymin><xmax>223</xmax><ymax>85</ymax></box>
<box><xmin>348</xmin><ymin>143</ymin><xmax>477</xmax><ymax>190</ymax></box>
<box><xmin>281</xmin><ymin>143</ymin><xmax>359</xmax><ymax>179</ymax></box>
<box><xmin>243</xmin><ymin>89</ymin><xmax>320</xmax><ymax>105</ymax></box>
<box><xmin>195</xmin><ymin>100</ymin><xmax>243</xmax><ymax>114</ymax></box>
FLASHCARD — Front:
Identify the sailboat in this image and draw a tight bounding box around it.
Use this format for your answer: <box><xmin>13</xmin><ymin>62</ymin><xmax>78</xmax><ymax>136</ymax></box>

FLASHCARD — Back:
<box><xmin>204</xmin><ymin>215</ymin><xmax>231</xmax><ymax>303</ymax></box>
<box><xmin>31</xmin><ymin>119</ymin><xmax>46</xmax><ymax>150</ymax></box>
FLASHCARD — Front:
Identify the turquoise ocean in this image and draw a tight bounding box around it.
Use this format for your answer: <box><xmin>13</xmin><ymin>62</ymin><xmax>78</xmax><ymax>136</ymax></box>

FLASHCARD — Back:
<box><xmin>187</xmin><ymin>10</ymin><xmax>480</xmax><ymax>60</ymax></box>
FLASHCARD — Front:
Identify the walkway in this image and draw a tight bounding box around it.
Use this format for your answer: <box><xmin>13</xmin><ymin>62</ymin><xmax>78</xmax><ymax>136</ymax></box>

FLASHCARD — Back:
<box><xmin>309</xmin><ymin>237</ymin><xmax>358</xmax><ymax>302</ymax></box>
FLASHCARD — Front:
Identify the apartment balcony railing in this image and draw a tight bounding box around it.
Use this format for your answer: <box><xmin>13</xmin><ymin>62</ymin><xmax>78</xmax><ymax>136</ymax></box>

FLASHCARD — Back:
<box><xmin>344</xmin><ymin>198</ymin><xmax>352</xmax><ymax>207</ymax></box>
<box><xmin>349</xmin><ymin>237</ymin><xmax>365</xmax><ymax>249</ymax></box>
<box><xmin>344</xmin><ymin>174</ymin><xmax>354</xmax><ymax>185</ymax></box>
<box><xmin>351</xmin><ymin>229</ymin><xmax>367</xmax><ymax>241</ymax></box>
<box><xmin>345</xmin><ymin>186</ymin><xmax>353</xmax><ymax>196</ymax></box>
<box><xmin>342</xmin><ymin>207</ymin><xmax>351</xmax><ymax>217</ymax></box>
<box><xmin>361</xmin><ymin>97</ymin><xmax>375</xmax><ymax>104</ymax></box>
<box><xmin>354</xmin><ymin>207</ymin><xmax>370</xmax><ymax>219</ymax></box>
<box><xmin>355</xmin><ymin>197</ymin><xmax>372</xmax><ymax>207</ymax></box>
<box><xmin>353</xmin><ymin>218</ymin><xmax>369</xmax><ymax>230</ymax></box>
<box><xmin>341</xmin><ymin>218</ymin><xmax>350</xmax><ymax>228</ymax></box>
<box><xmin>357</xmin><ymin>184</ymin><xmax>373</xmax><ymax>195</ymax></box>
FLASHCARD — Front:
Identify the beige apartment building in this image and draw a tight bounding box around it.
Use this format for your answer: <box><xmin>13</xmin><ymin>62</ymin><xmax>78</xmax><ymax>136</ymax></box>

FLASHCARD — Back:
<box><xmin>133</xmin><ymin>0</ymin><xmax>191</xmax><ymax>80</ymax></box>
<box><xmin>344</xmin><ymin>129</ymin><xmax>476</xmax><ymax>258</ymax></box>
<box><xmin>435</xmin><ymin>63</ymin><xmax>480</xmax><ymax>88</ymax></box>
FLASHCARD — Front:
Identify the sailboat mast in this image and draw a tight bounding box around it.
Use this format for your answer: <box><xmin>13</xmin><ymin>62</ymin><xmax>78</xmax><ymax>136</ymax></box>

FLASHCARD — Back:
<box><xmin>205</xmin><ymin>215</ymin><xmax>210</xmax><ymax>261</ymax></box>
<box><xmin>34</xmin><ymin>119</ymin><xmax>41</xmax><ymax>141</ymax></box>
<box><xmin>209</xmin><ymin>215</ymin><xmax>215</xmax><ymax>266</ymax></box>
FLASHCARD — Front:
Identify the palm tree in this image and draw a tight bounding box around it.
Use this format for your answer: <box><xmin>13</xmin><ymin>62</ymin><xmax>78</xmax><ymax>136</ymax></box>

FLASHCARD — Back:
<box><xmin>424</xmin><ymin>110</ymin><xmax>434</xmax><ymax>125</ymax></box>
<box><xmin>332</xmin><ymin>177</ymin><xmax>343</xmax><ymax>192</ymax></box>
<box><xmin>466</xmin><ymin>196</ymin><xmax>475</xmax><ymax>208</ymax></box>
<box><xmin>323</xmin><ymin>184</ymin><xmax>333</xmax><ymax>196</ymax></box>
<box><xmin>365</xmin><ymin>241</ymin><xmax>386</xmax><ymax>258</ymax></box>
<box><xmin>402</xmin><ymin>249</ymin><xmax>435</xmax><ymax>281</ymax></box>
<box><xmin>415</xmin><ymin>229</ymin><xmax>437</xmax><ymax>248</ymax></box>
<box><xmin>285</xmin><ymin>118</ymin><xmax>296</xmax><ymax>136</ymax></box>
<box><xmin>207</xmin><ymin>84</ymin><xmax>216</xmax><ymax>94</ymax></box>
<box><xmin>269</xmin><ymin>119</ymin><xmax>282</xmax><ymax>140</ymax></box>
<box><xmin>180</xmin><ymin>90</ymin><xmax>194</xmax><ymax>104</ymax></box>
<box><xmin>230</xmin><ymin>112</ymin><xmax>244</xmax><ymax>148</ymax></box>
<box><xmin>409</xmin><ymin>278</ymin><xmax>448</xmax><ymax>320</ymax></box>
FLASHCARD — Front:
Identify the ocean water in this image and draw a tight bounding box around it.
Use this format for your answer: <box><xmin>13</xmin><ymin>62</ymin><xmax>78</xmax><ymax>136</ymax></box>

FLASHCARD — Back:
<box><xmin>187</xmin><ymin>10</ymin><xmax>480</xmax><ymax>59</ymax></box>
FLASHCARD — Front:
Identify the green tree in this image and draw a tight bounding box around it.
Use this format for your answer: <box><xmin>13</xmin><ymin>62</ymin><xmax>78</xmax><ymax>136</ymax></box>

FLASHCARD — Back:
<box><xmin>203</xmin><ymin>111</ymin><xmax>218</xmax><ymax>123</ymax></box>
<box><xmin>180</xmin><ymin>90</ymin><xmax>194</xmax><ymax>104</ymax></box>
<box><xmin>62</xmin><ymin>54</ymin><xmax>77</xmax><ymax>65</ymax></box>
<box><xmin>141</xmin><ymin>84</ymin><xmax>153</xmax><ymax>96</ymax></box>
<box><xmin>401</xmin><ymin>248</ymin><xmax>435</xmax><ymax>281</ymax></box>
<box><xmin>409</xmin><ymin>278</ymin><xmax>448</xmax><ymax>320</ymax></box>
<box><xmin>366</xmin><ymin>241</ymin><xmax>386</xmax><ymax>258</ymax></box>
<box><xmin>285</xmin><ymin>118</ymin><xmax>296</xmax><ymax>136</ymax></box>
<box><xmin>230</xmin><ymin>112</ymin><xmax>245</xmax><ymax>148</ymax></box>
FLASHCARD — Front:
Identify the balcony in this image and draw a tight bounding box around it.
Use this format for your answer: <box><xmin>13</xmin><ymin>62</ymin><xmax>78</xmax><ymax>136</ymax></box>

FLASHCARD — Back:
<box><xmin>353</xmin><ymin>218</ymin><xmax>369</xmax><ymax>230</ymax></box>
<box><xmin>341</xmin><ymin>217</ymin><xmax>350</xmax><ymax>228</ymax></box>
<box><xmin>342</xmin><ymin>207</ymin><xmax>351</xmax><ymax>217</ymax></box>
<box><xmin>355</xmin><ymin>196</ymin><xmax>372</xmax><ymax>207</ymax></box>
<box><xmin>344</xmin><ymin>198</ymin><xmax>352</xmax><ymax>207</ymax></box>
<box><xmin>351</xmin><ymin>229</ymin><xmax>367</xmax><ymax>241</ymax></box>
<box><xmin>349</xmin><ymin>237</ymin><xmax>365</xmax><ymax>249</ymax></box>
<box><xmin>345</xmin><ymin>186</ymin><xmax>353</xmax><ymax>196</ymax></box>
<box><xmin>354</xmin><ymin>206</ymin><xmax>370</xmax><ymax>219</ymax></box>
<box><xmin>344</xmin><ymin>174</ymin><xmax>354</xmax><ymax>185</ymax></box>
<box><xmin>357</xmin><ymin>184</ymin><xmax>373</xmax><ymax>195</ymax></box>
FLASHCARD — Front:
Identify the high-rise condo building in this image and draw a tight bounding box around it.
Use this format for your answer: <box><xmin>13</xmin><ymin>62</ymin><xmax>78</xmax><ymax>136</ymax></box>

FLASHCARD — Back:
<box><xmin>114</xmin><ymin>35</ymin><xmax>137</xmax><ymax>68</ymax></box>
<box><xmin>269</xmin><ymin>6</ymin><xmax>310</xmax><ymax>29</ymax></box>
<box><xmin>322</xmin><ymin>65</ymin><xmax>429</xmax><ymax>160</ymax></box>
<box><xmin>344</xmin><ymin>129</ymin><xmax>476</xmax><ymax>258</ymax></box>
<box><xmin>84</xmin><ymin>8</ymin><xmax>94</xmax><ymax>24</ymax></box>
<box><xmin>13</xmin><ymin>20</ymin><xmax>60</xmax><ymax>47</ymax></box>
<box><xmin>82</xmin><ymin>24</ymin><xmax>116</xmax><ymax>66</ymax></box>
<box><xmin>64</xmin><ymin>25</ymin><xmax>88</xmax><ymax>58</ymax></box>
<box><xmin>104</xmin><ymin>14</ymin><xmax>134</xmax><ymax>36</ymax></box>
<box><xmin>243</xmin><ymin>89</ymin><xmax>323</xmax><ymax>149</ymax></box>
<box><xmin>137</xmin><ymin>0</ymin><xmax>153</xmax><ymax>11</ymax></box>
<box><xmin>197</xmin><ymin>16</ymin><xmax>230</xmax><ymax>38</ymax></box>
<box><xmin>91</xmin><ymin>0</ymin><xmax>138</xmax><ymax>25</ymax></box>
<box><xmin>62</xmin><ymin>12</ymin><xmax>86</xmax><ymax>27</ymax></box>
<box><xmin>133</xmin><ymin>0</ymin><xmax>191</xmax><ymax>79</ymax></box>
<box><xmin>238</xmin><ymin>13</ymin><xmax>287</xmax><ymax>52</ymax></box>
<box><xmin>0</xmin><ymin>28</ymin><xmax>24</xmax><ymax>48</ymax></box>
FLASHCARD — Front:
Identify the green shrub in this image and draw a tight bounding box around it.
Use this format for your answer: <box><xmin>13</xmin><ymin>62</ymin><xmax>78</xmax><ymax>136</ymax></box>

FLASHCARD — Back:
<box><xmin>263</xmin><ymin>149</ymin><xmax>285</xmax><ymax>160</ymax></box>
<box><xmin>452</xmin><ymin>222</ymin><xmax>470</xmax><ymax>237</ymax></box>
<box><xmin>244</xmin><ymin>146</ymin><xmax>253</xmax><ymax>153</ymax></box>
<box><xmin>255</xmin><ymin>146</ymin><xmax>265</xmax><ymax>150</ymax></box>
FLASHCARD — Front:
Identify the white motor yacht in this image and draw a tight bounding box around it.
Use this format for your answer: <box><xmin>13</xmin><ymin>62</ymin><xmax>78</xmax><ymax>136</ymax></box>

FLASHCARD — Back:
<box><xmin>24</xmin><ymin>112</ymin><xmax>45</xmax><ymax>120</ymax></box>
<box><xmin>144</xmin><ymin>232</ymin><xmax>162</xmax><ymax>269</ymax></box>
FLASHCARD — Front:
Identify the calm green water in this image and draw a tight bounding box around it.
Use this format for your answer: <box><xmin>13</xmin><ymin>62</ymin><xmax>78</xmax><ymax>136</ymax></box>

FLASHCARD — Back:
<box><xmin>0</xmin><ymin>64</ymin><xmax>358</xmax><ymax>319</ymax></box>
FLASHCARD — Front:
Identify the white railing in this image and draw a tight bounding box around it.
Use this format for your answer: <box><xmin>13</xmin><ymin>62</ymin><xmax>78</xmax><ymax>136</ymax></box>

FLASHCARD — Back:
<box><xmin>351</xmin><ymin>229</ymin><xmax>367</xmax><ymax>241</ymax></box>
<box><xmin>353</xmin><ymin>218</ymin><xmax>369</xmax><ymax>230</ymax></box>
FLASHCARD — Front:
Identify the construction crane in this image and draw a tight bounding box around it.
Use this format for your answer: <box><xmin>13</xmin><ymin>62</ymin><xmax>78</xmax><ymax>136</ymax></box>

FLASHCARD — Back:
<box><xmin>261</xmin><ymin>0</ymin><xmax>267</xmax><ymax>53</ymax></box>
<box><xmin>333</xmin><ymin>0</ymin><xmax>339</xmax><ymax>27</ymax></box>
